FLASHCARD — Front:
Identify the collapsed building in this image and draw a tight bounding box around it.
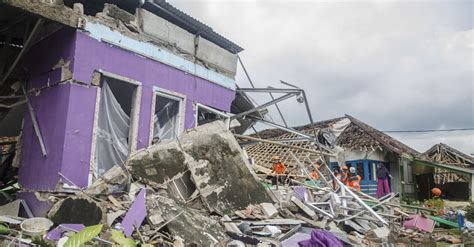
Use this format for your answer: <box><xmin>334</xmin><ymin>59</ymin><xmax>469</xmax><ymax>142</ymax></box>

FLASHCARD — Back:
<box><xmin>244</xmin><ymin>115</ymin><xmax>420</xmax><ymax>198</ymax></box>
<box><xmin>244</xmin><ymin>115</ymin><xmax>474</xmax><ymax>202</ymax></box>
<box><xmin>0</xmin><ymin>0</ymin><xmax>260</xmax><ymax>215</ymax></box>
<box><xmin>0</xmin><ymin>1</ymin><xmax>473</xmax><ymax>246</ymax></box>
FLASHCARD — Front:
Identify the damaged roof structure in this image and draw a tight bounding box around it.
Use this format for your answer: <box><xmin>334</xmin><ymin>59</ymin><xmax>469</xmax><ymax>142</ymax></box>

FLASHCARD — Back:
<box><xmin>244</xmin><ymin>115</ymin><xmax>420</xmax><ymax>198</ymax></box>
<box><xmin>0</xmin><ymin>0</ymin><xmax>473</xmax><ymax>246</ymax></box>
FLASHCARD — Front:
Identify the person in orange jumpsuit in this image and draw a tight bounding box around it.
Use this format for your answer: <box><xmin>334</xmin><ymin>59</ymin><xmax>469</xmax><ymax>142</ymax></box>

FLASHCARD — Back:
<box><xmin>341</xmin><ymin>166</ymin><xmax>349</xmax><ymax>185</ymax></box>
<box><xmin>271</xmin><ymin>156</ymin><xmax>286</xmax><ymax>185</ymax></box>
<box><xmin>347</xmin><ymin>167</ymin><xmax>361</xmax><ymax>191</ymax></box>
<box><xmin>310</xmin><ymin>164</ymin><xmax>321</xmax><ymax>180</ymax></box>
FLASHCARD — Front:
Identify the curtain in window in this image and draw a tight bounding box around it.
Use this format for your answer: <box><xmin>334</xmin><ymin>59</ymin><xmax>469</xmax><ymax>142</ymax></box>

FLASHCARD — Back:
<box><xmin>94</xmin><ymin>80</ymin><xmax>130</xmax><ymax>178</ymax></box>
<box><xmin>153</xmin><ymin>100</ymin><xmax>179</xmax><ymax>142</ymax></box>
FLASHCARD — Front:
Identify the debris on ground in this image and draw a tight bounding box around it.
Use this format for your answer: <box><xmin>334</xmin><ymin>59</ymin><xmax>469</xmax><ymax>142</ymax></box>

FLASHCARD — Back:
<box><xmin>0</xmin><ymin>121</ymin><xmax>471</xmax><ymax>246</ymax></box>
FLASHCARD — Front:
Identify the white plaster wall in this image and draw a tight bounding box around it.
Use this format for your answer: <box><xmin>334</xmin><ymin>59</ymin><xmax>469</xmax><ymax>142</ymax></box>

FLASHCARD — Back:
<box><xmin>329</xmin><ymin>150</ymin><xmax>387</xmax><ymax>162</ymax></box>
<box><xmin>196</xmin><ymin>37</ymin><xmax>238</xmax><ymax>76</ymax></box>
<box><xmin>139</xmin><ymin>9</ymin><xmax>238</xmax><ymax>77</ymax></box>
<box><xmin>139</xmin><ymin>9</ymin><xmax>195</xmax><ymax>55</ymax></box>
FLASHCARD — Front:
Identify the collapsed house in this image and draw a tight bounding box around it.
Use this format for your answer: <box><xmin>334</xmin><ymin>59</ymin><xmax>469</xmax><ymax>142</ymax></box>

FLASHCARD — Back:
<box><xmin>244</xmin><ymin>115</ymin><xmax>420</xmax><ymax>198</ymax></box>
<box><xmin>0</xmin><ymin>0</ymin><xmax>473</xmax><ymax>246</ymax></box>
<box><xmin>0</xmin><ymin>0</ymin><xmax>263</xmax><ymax>216</ymax></box>
<box><xmin>413</xmin><ymin>143</ymin><xmax>474</xmax><ymax>201</ymax></box>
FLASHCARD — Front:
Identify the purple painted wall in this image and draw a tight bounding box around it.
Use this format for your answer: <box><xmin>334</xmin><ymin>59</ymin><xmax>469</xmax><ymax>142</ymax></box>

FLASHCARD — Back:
<box><xmin>60</xmin><ymin>84</ymin><xmax>97</xmax><ymax>187</ymax></box>
<box><xmin>19</xmin><ymin>28</ymin><xmax>77</xmax><ymax>190</ymax></box>
<box><xmin>72</xmin><ymin>32</ymin><xmax>236</xmax><ymax>148</ymax></box>
<box><xmin>17</xmin><ymin>192</ymin><xmax>52</xmax><ymax>217</ymax></box>
<box><xmin>20</xmin><ymin>28</ymin><xmax>236</xmax><ymax>192</ymax></box>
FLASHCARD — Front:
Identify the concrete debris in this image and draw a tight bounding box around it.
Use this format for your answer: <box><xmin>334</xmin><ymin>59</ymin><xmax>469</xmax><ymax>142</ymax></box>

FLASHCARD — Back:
<box><xmin>260</xmin><ymin>202</ymin><xmax>278</xmax><ymax>218</ymax></box>
<box><xmin>48</xmin><ymin>197</ymin><xmax>103</xmax><ymax>226</ymax></box>
<box><xmin>86</xmin><ymin>165</ymin><xmax>129</xmax><ymax>194</ymax></box>
<box><xmin>0</xmin><ymin>122</ymin><xmax>470</xmax><ymax>246</ymax></box>
<box><xmin>181</xmin><ymin>122</ymin><xmax>272</xmax><ymax>214</ymax></box>
<box><xmin>0</xmin><ymin>200</ymin><xmax>20</xmax><ymax>216</ymax></box>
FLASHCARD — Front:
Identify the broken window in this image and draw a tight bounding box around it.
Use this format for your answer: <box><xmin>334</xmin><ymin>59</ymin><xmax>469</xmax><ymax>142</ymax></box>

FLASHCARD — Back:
<box><xmin>152</xmin><ymin>92</ymin><xmax>183</xmax><ymax>145</ymax></box>
<box><xmin>94</xmin><ymin>77</ymin><xmax>138</xmax><ymax>178</ymax></box>
<box><xmin>195</xmin><ymin>103</ymin><xmax>230</xmax><ymax>128</ymax></box>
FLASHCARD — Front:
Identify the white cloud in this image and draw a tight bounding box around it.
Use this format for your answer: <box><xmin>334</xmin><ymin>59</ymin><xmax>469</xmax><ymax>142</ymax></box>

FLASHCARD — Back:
<box><xmin>171</xmin><ymin>0</ymin><xmax>474</xmax><ymax>155</ymax></box>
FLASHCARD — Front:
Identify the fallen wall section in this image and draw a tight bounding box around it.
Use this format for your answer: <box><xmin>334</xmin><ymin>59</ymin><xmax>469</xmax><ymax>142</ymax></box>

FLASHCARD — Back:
<box><xmin>128</xmin><ymin>121</ymin><xmax>271</xmax><ymax>215</ymax></box>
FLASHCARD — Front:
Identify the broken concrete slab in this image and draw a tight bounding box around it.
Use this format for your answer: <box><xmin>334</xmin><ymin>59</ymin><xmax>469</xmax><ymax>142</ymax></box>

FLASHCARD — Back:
<box><xmin>221</xmin><ymin>215</ymin><xmax>242</xmax><ymax>234</ymax></box>
<box><xmin>263</xmin><ymin>225</ymin><xmax>281</xmax><ymax>238</ymax></box>
<box><xmin>146</xmin><ymin>193</ymin><xmax>227</xmax><ymax>246</ymax></box>
<box><xmin>86</xmin><ymin>165</ymin><xmax>129</xmax><ymax>194</ymax></box>
<box><xmin>128</xmin><ymin>141</ymin><xmax>187</xmax><ymax>185</ymax></box>
<box><xmin>182</xmin><ymin>122</ymin><xmax>271</xmax><ymax>214</ymax></box>
<box><xmin>260</xmin><ymin>203</ymin><xmax>278</xmax><ymax>218</ymax></box>
<box><xmin>48</xmin><ymin>197</ymin><xmax>102</xmax><ymax>226</ymax></box>
<box><xmin>0</xmin><ymin>200</ymin><xmax>20</xmax><ymax>216</ymax></box>
<box><xmin>129</xmin><ymin>121</ymin><xmax>270</xmax><ymax>215</ymax></box>
<box><xmin>291</xmin><ymin>197</ymin><xmax>317</xmax><ymax>219</ymax></box>
<box><xmin>369</xmin><ymin>226</ymin><xmax>390</xmax><ymax>239</ymax></box>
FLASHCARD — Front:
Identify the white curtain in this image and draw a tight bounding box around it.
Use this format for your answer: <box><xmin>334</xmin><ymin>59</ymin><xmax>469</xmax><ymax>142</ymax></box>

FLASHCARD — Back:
<box><xmin>94</xmin><ymin>80</ymin><xmax>130</xmax><ymax>178</ymax></box>
<box><xmin>153</xmin><ymin>100</ymin><xmax>179</xmax><ymax>142</ymax></box>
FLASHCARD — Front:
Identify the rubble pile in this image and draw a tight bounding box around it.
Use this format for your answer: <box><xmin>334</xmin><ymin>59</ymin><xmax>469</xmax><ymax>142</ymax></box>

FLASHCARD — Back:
<box><xmin>0</xmin><ymin>122</ymin><xmax>471</xmax><ymax>246</ymax></box>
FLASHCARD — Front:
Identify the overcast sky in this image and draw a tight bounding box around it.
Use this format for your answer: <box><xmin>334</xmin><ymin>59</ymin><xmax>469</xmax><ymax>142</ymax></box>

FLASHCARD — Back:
<box><xmin>172</xmin><ymin>0</ymin><xmax>474</xmax><ymax>155</ymax></box>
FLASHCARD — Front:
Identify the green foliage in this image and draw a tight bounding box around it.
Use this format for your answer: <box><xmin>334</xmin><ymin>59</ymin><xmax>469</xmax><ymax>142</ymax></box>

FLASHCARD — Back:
<box><xmin>31</xmin><ymin>236</ymin><xmax>53</xmax><ymax>247</ymax></box>
<box><xmin>63</xmin><ymin>224</ymin><xmax>103</xmax><ymax>247</ymax></box>
<box><xmin>424</xmin><ymin>198</ymin><xmax>445</xmax><ymax>210</ymax></box>
<box><xmin>110</xmin><ymin>230</ymin><xmax>136</xmax><ymax>247</ymax></box>
<box><xmin>0</xmin><ymin>224</ymin><xmax>9</xmax><ymax>234</ymax></box>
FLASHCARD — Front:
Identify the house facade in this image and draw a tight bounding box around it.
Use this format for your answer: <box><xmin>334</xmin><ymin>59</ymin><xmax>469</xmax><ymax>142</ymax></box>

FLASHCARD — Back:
<box><xmin>0</xmin><ymin>1</ymin><xmax>243</xmax><ymax>216</ymax></box>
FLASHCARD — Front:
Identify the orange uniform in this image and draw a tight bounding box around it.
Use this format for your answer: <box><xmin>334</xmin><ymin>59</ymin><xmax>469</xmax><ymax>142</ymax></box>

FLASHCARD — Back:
<box><xmin>348</xmin><ymin>175</ymin><xmax>361</xmax><ymax>191</ymax></box>
<box><xmin>272</xmin><ymin>162</ymin><xmax>286</xmax><ymax>174</ymax></box>
<box><xmin>341</xmin><ymin>172</ymin><xmax>349</xmax><ymax>185</ymax></box>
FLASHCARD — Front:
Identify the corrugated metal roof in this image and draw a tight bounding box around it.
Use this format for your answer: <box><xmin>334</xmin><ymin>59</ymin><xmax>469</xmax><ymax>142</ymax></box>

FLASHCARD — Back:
<box><xmin>144</xmin><ymin>0</ymin><xmax>243</xmax><ymax>54</ymax></box>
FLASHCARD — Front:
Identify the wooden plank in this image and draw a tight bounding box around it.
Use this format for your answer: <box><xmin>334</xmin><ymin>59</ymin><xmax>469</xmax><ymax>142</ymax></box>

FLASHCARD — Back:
<box><xmin>247</xmin><ymin>219</ymin><xmax>305</xmax><ymax>226</ymax></box>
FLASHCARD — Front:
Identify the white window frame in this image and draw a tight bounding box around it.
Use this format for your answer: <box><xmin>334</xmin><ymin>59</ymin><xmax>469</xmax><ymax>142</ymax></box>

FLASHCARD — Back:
<box><xmin>194</xmin><ymin>103</ymin><xmax>231</xmax><ymax>128</ymax></box>
<box><xmin>89</xmin><ymin>70</ymin><xmax>142</xmax><ymax>185</ymax></box>
<box><xmin>148</xmin><ymin>88</ymin><xmax>186</xmax><ymax>147</ymax></box>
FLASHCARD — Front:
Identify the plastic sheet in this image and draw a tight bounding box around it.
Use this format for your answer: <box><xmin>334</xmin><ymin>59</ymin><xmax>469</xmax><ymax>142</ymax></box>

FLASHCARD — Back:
<box><xmin>94</xmin><ymin>80</ymin><xmax>130</xmax><ymax>178</ymax></box>
<box><xmin>153</xmin><ymin>100</ymin><xmax>179</xmax><ymax>142</ymax></box>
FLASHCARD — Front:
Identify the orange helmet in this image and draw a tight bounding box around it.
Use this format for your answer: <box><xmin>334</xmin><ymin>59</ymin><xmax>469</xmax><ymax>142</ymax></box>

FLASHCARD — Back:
<box><xmin>342</xmin><ymin>166</ymin><xmax>348</xmax><ymax>170</ymax></box>
<box><xmin>431</xmin><ymin>188</ymin><xmax>442</xmax><ymax>197</ymax></box>
<box><xmin>271</xmin><ymin>156</ymin><xmax>280</xmax><ymax>162</ymax></box>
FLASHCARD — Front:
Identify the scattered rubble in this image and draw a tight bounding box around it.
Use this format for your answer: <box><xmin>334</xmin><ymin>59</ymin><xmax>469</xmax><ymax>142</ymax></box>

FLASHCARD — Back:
<box><xmin>0</xmin><ymin>121</ymin><xmax>472</xmax><ymax>246</ymax></box>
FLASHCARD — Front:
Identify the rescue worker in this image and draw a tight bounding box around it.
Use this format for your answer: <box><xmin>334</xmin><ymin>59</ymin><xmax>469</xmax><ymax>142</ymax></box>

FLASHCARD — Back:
<box><xmin>431</xmin><ymin>188</ymin><xmax>442</xmax><ymax>199</ymax></box>
<box><xmin>341</xmin><ymin>166</ymin><xmax>349</xmax><ymax>185</ymax></box>
<box><xmin>271</xmin><ymin>155</ymin><xmax>286</xmax><ymax>185</ymax></box>
<box><xmin>347</xmin><ymin>167</ymin><xmax>361</xmax><ymax>191</ymax></box>
<box><xmin>310</xmin><ymin>164</ymin><xmax>321</xmax><ymax>180</ymax></box>
<box><xmin>430</xmin><ymin>188</ymin><xmax>444</xmax><ymax>215</ymax></box>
